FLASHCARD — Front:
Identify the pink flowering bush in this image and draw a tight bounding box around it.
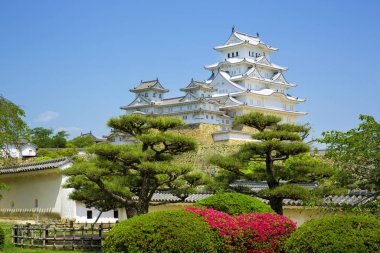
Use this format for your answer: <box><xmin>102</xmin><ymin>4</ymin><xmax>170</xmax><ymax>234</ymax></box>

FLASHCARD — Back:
<box><xmin>185</xmin><ymin>206</ymin><xmax>296</xmax><ymax>253</ymax></box>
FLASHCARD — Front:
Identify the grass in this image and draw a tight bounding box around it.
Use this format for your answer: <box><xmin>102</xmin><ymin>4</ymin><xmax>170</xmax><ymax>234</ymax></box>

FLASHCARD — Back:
<box><xmin>0</xmin><ymin>223</ymin><xmax>95</xmax><ymax>253</ymax></box>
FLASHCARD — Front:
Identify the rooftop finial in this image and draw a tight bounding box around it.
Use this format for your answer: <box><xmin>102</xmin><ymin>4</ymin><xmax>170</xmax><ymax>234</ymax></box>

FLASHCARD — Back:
<box><xmin>232</xmin><ymin>26</ymin><xmax>236</xmax><ymax>33</ymax></box>
<box><xmin>256</xmin><ymin>32</ymin><xmax>260</xmax><ymax>38</ymax></box>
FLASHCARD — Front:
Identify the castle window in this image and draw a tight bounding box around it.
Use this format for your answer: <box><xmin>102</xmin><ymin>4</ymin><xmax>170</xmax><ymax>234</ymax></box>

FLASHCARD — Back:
<box><xmin>153</xmin><ymin>93</ymin><xmax>156</xmax><ymax>97</ymax></box>
<box><xmin>236</xmin><ymin>51</ymin><xmax>238</xmax><ymax>56</ymax></box>
<box><xmin>159</xmin><ymin>94</ymin><xmax>162</xmax><ymax>98</ymax></box>
<box><xmin>228</xmin><ymin>53</ymin><xmax>230</xmax><ymax>58</ymax></box>
<box><xmin>34</xmin><ymin>199</ymin><xmax>38</xmax><ymax>208</ymax></box>
<box><xmin>206</xmin><ymin>115</ymin><xmax>209</xmax><ymax>119</ymax></box>
<box><xmin>87</xmin><ymin>210</ymin><xmax>93</xmax><ymax>219</ymax></box>
<box><xmin>114</xmin><ymin>210</ymin><xmax>119</xmax><ymax>219</ymax></box>
<box><xmin>211</xmin><ymin>115</ymin><xmax>214</xmax><ymax>119</ymax></box>
<box><xmin>232</xmin><ymin>52</ymin><xmax>235</xmax><ymax>57</ymax></box>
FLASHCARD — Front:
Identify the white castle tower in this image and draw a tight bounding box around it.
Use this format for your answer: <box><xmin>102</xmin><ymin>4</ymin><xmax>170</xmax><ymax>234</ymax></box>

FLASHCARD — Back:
<box><xmin>121</xmin><ymin>28</ymin><xmax>306</xmax><ymax>142</ymax></box>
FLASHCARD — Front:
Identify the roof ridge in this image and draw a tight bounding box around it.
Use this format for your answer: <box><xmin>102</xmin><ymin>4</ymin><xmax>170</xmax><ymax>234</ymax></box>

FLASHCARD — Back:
<box><xmin>0</xmin><ymin>157</ymin><xmax>69</xmax><ymax>170</ymax></box>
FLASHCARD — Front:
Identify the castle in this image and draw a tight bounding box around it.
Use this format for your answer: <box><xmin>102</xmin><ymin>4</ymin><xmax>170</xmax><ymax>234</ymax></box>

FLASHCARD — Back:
<box><xmin>121</xmin><ymin>28</ymin><xmax>306</xmax><ymax>142</ymax></box>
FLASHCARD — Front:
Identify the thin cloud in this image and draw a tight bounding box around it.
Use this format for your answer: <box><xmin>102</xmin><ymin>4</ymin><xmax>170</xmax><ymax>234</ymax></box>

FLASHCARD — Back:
<box><xmin>35</xmin><ymin>111</ymin><xmax>59</xmax><ymax>122</ymax></box>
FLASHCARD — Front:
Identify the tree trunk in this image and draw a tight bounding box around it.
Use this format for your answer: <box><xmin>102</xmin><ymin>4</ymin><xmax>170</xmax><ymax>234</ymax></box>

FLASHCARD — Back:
<box><xmin>265</xmin><ymin>154</ymin><xmax>284</xmax><ymax>215</ymax></box>
<box><xmin>93</xmin><ymin>211</ymin><xmax>102</xmax><ymax>224</ymax></box>
<box><xmin>269</xmin><ymin>197</ymin><xmax>283</xmax><ymax>215</ymax></box>
<box><xmin>125</xmin><ymin>205</ymin><xmax>138</xmax><ymax>218</ymax></box>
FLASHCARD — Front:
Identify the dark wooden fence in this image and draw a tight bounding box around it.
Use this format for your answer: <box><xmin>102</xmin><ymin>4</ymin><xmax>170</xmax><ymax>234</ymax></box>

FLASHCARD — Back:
<box><xmin>12</xmin><ymin>221</ymin><xmax>114</xmax><ymax>250</ymax></box>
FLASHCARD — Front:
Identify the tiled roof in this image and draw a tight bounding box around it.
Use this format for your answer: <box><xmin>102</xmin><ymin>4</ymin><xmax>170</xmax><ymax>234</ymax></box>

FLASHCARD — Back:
<box><xmin>229</xmin><ymin>179</ymin><xmax>317</xmax><ymax>193</ymax></box>
<box><xmin>143</xmin><ymin>188</ymin><xmax>378</xmax><ymax>207</ymax></box>
<box><xmin>0</xmin><ymin>157</ymin><xmax>72</xmax><ymax>175</ymax></box>
<box><xmin>130</xmin><ymin>79</ymin><xmax>168</xmax><ymax>92</ymax></box>
<box><xmin>133</xmin><ymin>191</ymin><xmax>214</xmax><ymax>203</ymax></box>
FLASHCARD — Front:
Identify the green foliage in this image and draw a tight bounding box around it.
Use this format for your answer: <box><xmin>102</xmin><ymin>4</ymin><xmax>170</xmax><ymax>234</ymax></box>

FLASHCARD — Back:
<box><xmin>0</xmin><ymin>226</ymin><xmax>4</xmax><ymax>249</ymax></box>
<box><xmin>0</xmin><ymin>96</ymin><xmax>29</xmax><ymax>158</ymax></box>
<box><xmin>257</xmin><ymin>184</ymin><xmax>311</xmax><ymax>201</ymax></box>
<box><xmin>36</xmin><ymin>147</ymin><xmax>78</xmax><ymax>160</ymax></box>
<box><xmin>283</xmin><ymin>153</ymin><xmax>336</xmax><ymax>182</ymax></box>
<box><xmin>286</xmin><ymin>215</ymin><xmax>380</xmax><ymax>253</ymax></box>
<box><xmin>64</xmin><ymin>115</ymin><xmax>202</xmax><ymax>217</ymax></box>
<box><xmin>233</xmin><ymin>112</ymin><xmax>281</xmax><ymax>131</ymax></box>
<box><xmin>30</xmin><ymin>127</ymin><xmax>69</xmax><ymax>148</ymax></box>
<box><xmin>209</xmin><ymin>112</ymin><xmax>328</xmax><ymax>215</ymax></box>
<box><xmin>194</xmin><ymin>192</ymin><xmax>274</xmax><ymax>215</ymax></box>
<box><xmin>68</xmin><ymin>135</ymin><xmax>95</xmax><ymax>148</ymax></box>
<box><xmin>103</xmin><ymin>210</ymin><xmax>220</xmax><ymax>253</ymax></box>
<box><xmin>319</xmin><ymin>114</ymin><xmax>380</xmax><ymax>192</ymax></box>
<box><xmin>30</xmin><ymin>127</ymin><xmax>53</xmax><ymax>148</ymax></box>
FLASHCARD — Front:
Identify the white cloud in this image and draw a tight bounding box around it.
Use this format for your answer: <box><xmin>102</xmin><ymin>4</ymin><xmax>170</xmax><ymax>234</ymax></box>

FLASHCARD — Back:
<box><xmin>35</xmin><ymin>111</ymin><xmax>59</xmax><ymax>122</ymax></box>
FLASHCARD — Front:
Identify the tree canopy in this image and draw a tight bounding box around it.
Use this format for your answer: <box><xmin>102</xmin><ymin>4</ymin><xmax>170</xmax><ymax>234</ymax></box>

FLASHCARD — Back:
<box><xmin>210</xmin><ymin>112</ymin><xmax>334</xmax><ymax>214</ymax></box>
<box><xmin>30</xmin><ymin>127</ymin><xmax>68</xmax><ymax>148</ymax></box>
<box><xmin>68</xmin><ymin>135</ymin><xmax>96</xmax><ymax>148</ymax></box>
<box><xmin>319</xmin><ymin>114</ymin><xmax>380</xmax><ymax>192</ymax></box>
<box><xmin>0</xmin><ymin>96</ymin><xmax>29</xmax><ymax>159</ymax></box>
<box><xmin>63</xmin><ymin>115</ymin><xmax>204</xmax><ymax>217</ymax></box>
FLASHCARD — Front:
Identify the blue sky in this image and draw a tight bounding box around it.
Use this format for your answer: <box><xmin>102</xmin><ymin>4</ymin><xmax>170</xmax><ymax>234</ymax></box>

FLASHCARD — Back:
<box><xmin>1</xmin><ymin>1</ymin><xmax>379</xmax><ymax>141</ymax></box>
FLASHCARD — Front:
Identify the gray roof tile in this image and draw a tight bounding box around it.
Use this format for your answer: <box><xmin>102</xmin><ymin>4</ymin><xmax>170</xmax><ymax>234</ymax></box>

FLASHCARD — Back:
<box><xmin>0</xmin><ymin>157</ymin><xmax>71</xmax><ymax>175</ymax></box>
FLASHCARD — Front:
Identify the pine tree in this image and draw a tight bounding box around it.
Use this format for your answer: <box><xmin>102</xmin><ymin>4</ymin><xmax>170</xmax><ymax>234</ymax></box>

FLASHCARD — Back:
<box><xmin>210</xmin><ymin>112</ymin><xmax>331</xmax><ymax>214</ymax></box>
<box><xmin>63</xmin><ymin>115</ymin><xmax>201</xmax><ymax>218</ymax></box>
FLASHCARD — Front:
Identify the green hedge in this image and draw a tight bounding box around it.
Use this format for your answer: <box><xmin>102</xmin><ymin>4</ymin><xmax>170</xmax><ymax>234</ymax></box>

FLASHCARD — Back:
<box><xmin>0</xmin><ymin>226</ymin><xmax>4</xmax><ymax>249</ymax></box>
<box><xmin>194</xmin><ymin>192</ymin><xmax>273</xmax><ymax>215</ymax></box>
<box><xmin>103</xmin><ymin>210</ymin><xmax>220</xmax><ymax>253</ymax></box>
<box><xmin>286</xmin><ymin>215</ymin><xmax>380</xmax><ymax>253</ymax></box>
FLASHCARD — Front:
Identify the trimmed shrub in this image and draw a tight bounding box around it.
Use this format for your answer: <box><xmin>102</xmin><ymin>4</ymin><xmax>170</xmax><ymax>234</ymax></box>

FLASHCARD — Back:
<box><xmin>0</xmin><ymin>226</ymin><xmax>4</xmax><ymax>249</ymax></box>
<box><xmin>103</xmin><ymin>210</ymin><xmax>220</xmax><ymax>253</ymax></box>
<box><xmin>286</xmin><ymin>215</ymin><xmax>380</xmax><ymax>253</ymax></box>
<box><xmin>186</xmin><ymin>206</ymin><xmax>296</xmax><ymax>253</ymax></box>
<box><xmin>194</xmin><ymin>192</ymin><xmax>274</xmax><ymax>215</ymax></box>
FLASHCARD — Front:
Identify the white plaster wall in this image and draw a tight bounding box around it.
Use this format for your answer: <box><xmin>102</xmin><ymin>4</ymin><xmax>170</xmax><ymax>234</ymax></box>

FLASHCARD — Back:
<box><xmin>213</xmin><ymin>132</ymin><xmax>255</xmax><ymax>142</ymax></box>
<box><xmin>0</xmin><ymin>170</ymin><xmax>63</xmax><ymax>212</ymax></box>
<box><xmin>75</xmin><ymin>202</ymin><xmax>122</xmax><ymax>222</ymax></box>
<box><xmin>21</xmin><ymin>144</ymin><xmax>37</xmax><ymax>157</ymax></box>
<box><xmin>210</xmin><ymin>74</ymin><xmax>242</xmax><ymax>94</ymax></box>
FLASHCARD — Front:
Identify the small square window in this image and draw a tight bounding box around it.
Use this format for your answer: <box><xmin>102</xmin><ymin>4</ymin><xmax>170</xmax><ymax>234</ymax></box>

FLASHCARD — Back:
<box><xmin>87</xmin><ymin>210</ymin><xmax>93</xmax><ymax>219</ymax></box>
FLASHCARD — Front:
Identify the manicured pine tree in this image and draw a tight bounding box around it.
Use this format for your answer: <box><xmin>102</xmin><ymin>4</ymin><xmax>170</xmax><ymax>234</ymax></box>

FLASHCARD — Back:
<box><xmin>210</xmin><ymin>112</ymin><xmax>330</xmax><ymax>215</ymax></box>
<box><xmin>64</xmin><ymin>114</ymin><xmax>202</xmax><ymax>218</ymax></box>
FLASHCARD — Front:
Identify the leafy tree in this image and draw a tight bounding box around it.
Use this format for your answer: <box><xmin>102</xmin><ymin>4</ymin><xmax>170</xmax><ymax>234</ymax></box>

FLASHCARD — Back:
<box><xmin>30</xmin><ymin>127</ymin><xmax>68</xmax><ymax>148</ymax></box>
<box><xmin>30</xmin><ymin>127</ymin><xmax>54</xmax><ymax>148</ymax></box>
<box><xmin>63</xmin><ymin>115</ymin><xmax>201</xmax><ymax>218</ymax></box>
<box><xmin>210</xmin><ymin>112</ymin><xmax>333</xmax><ymax>214</ymax></box>
<box><xmin>319</xmin><ymin>115</ymin><xmax>380</xmax><ymax>192</ymax></box>
<box><xmin>68</xmin><ymin>135</ymin><xmax>96</xmax><ymax>148</ymax></box>
<box><xmin>0</xmin><ymin>96</ymin><xmax>29</xmax><ymax>159</ymax></box>
<box><xmin>51</xmin><ymin>131</ymin><xmax>68</xmax><ymax>148</ymax></box>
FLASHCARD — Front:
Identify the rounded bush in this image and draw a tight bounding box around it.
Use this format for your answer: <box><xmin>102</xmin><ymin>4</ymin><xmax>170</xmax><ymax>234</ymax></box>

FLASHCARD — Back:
<box><xmin>194</xmin><ymin>192</ymin><xmax>273</xmax><ymax>215</ymax></box>
<box><xmin>286</xmin><ymin>215</ymin><xmax>380</xmax><ymax>253</ymax></box>
<box><xmin>103</xmin><ymin>210</ymin><xmax>220</xmax><ymax>253</ymax></box>
<box><xmin>0</xmin><ymin>226</ymin><xmax>4</xmax><ymax>249</ymax></box>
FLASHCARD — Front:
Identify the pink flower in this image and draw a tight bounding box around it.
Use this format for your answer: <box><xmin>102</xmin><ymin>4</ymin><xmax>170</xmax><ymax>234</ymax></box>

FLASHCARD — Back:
<box><xmin>185</xmin><ymin>207</ymin><xmax>296</xmax><ymax>253</ymax></box>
